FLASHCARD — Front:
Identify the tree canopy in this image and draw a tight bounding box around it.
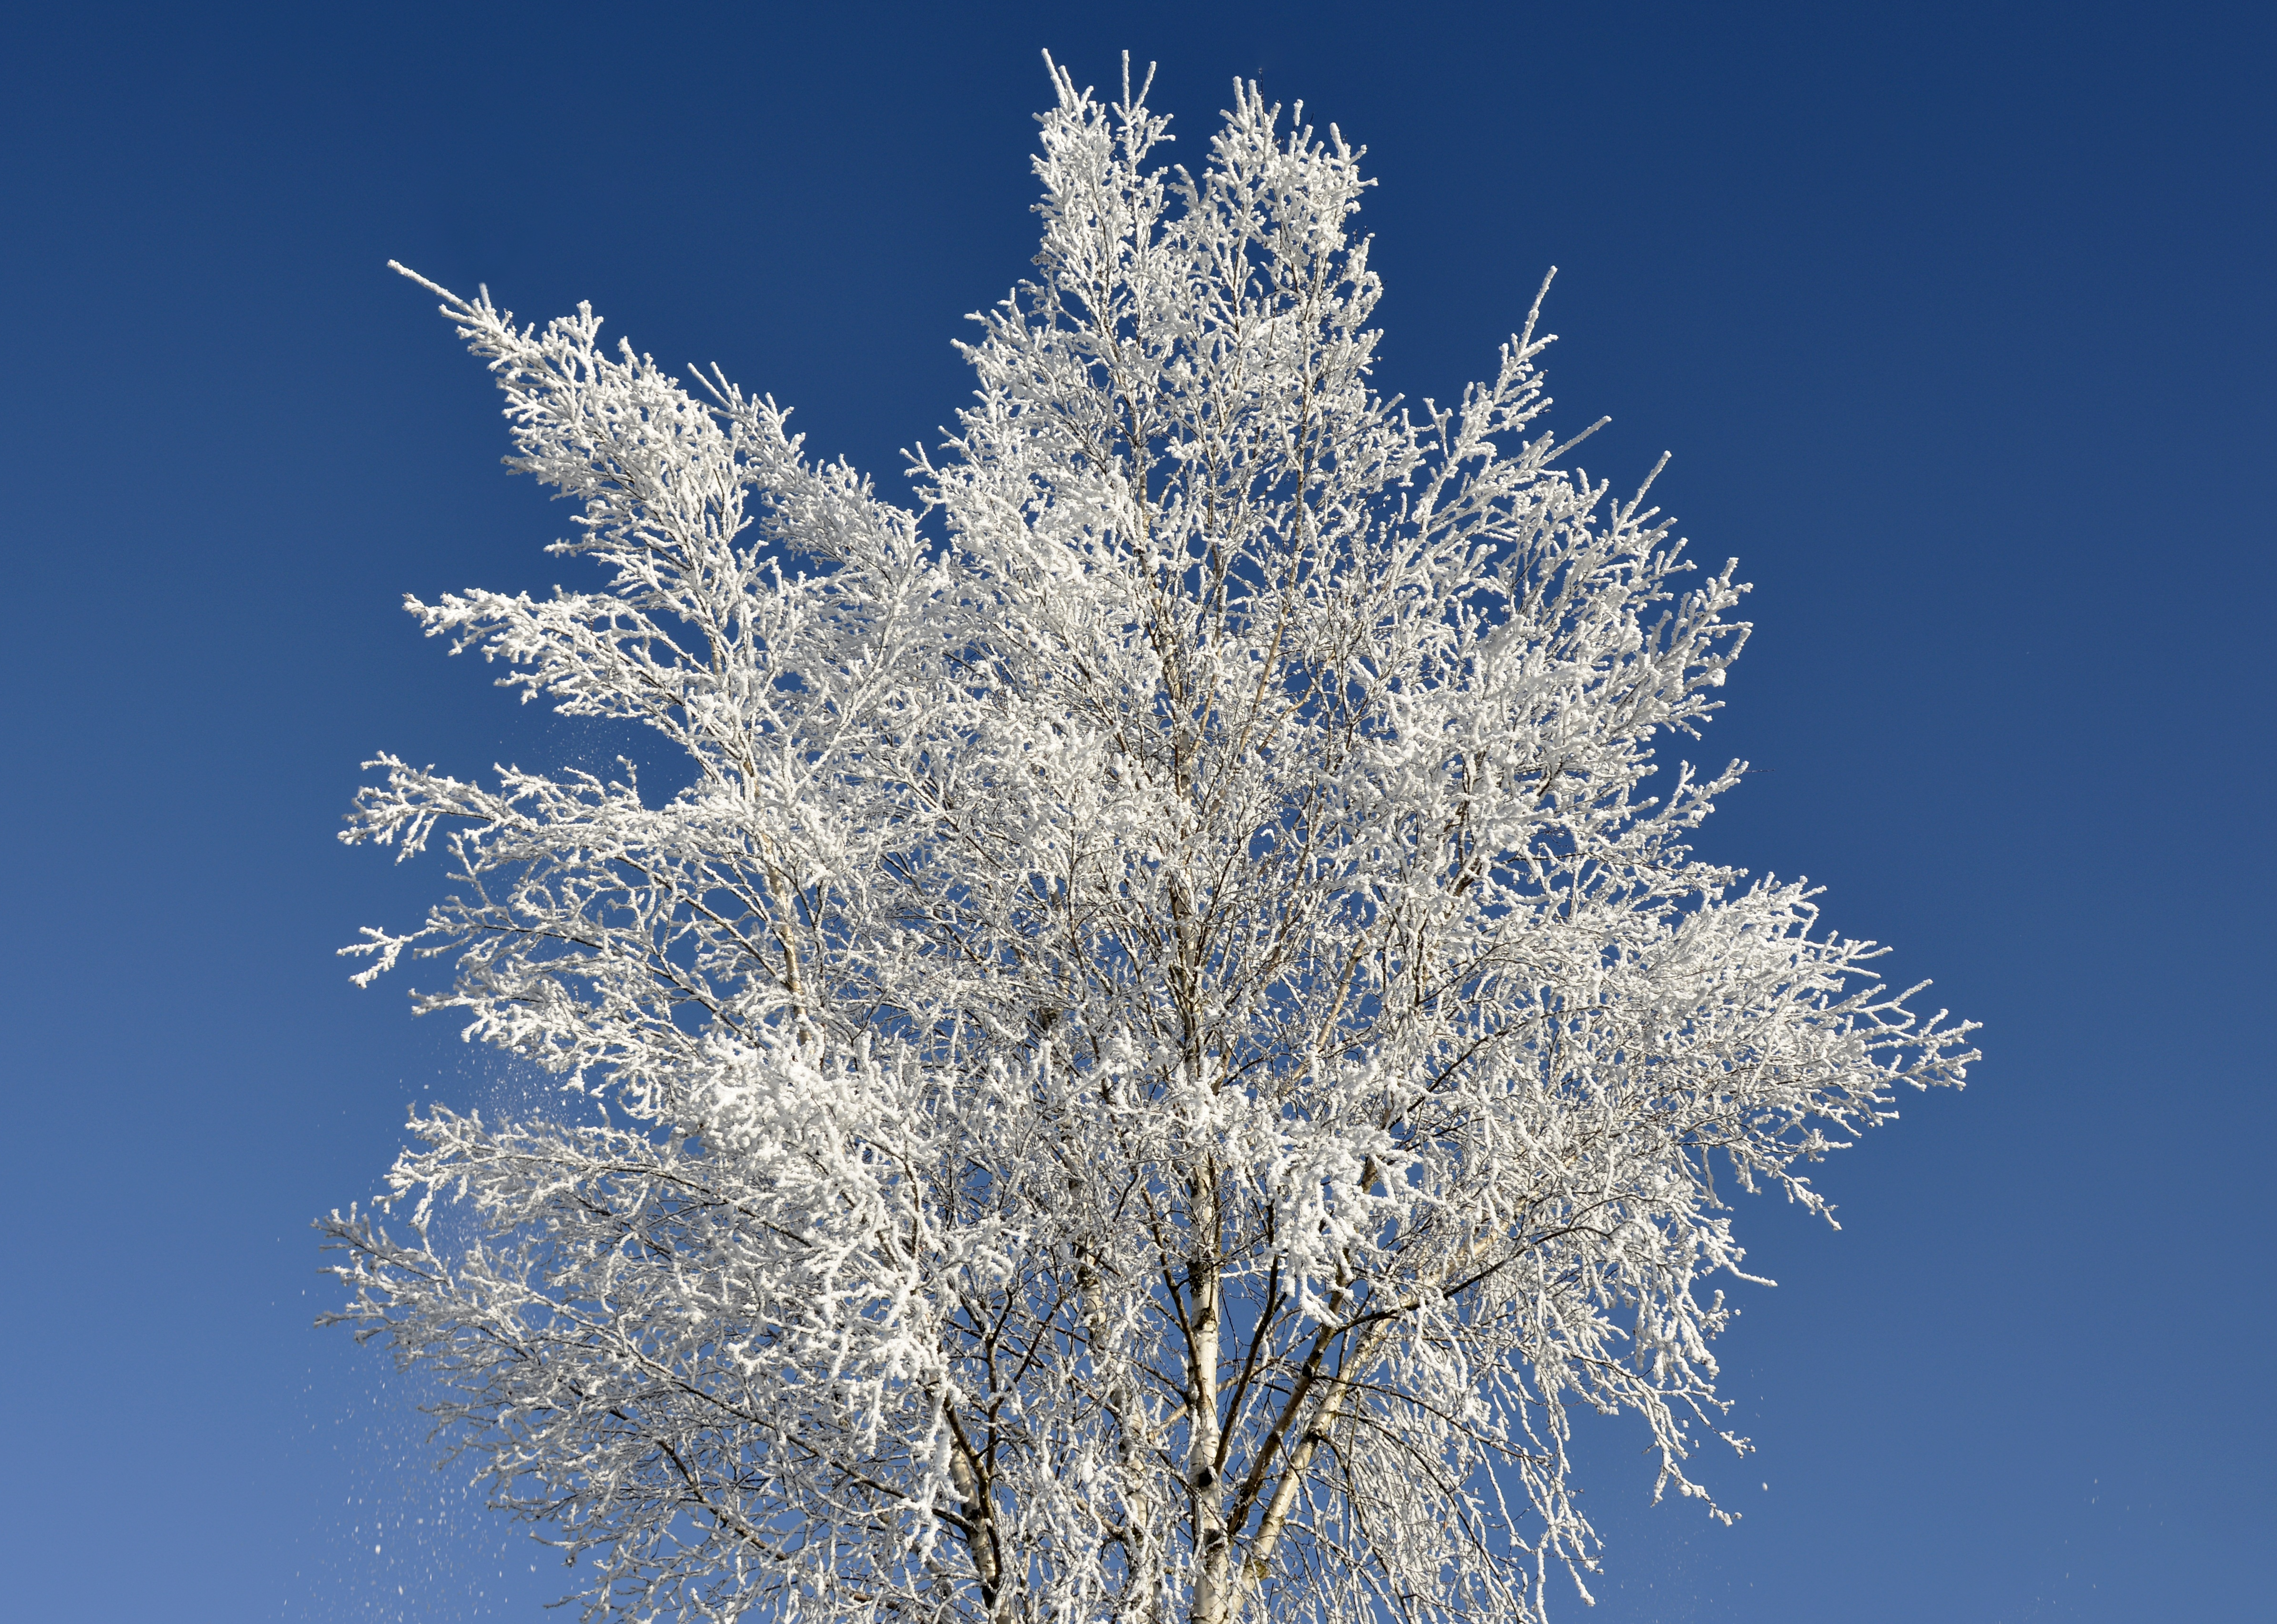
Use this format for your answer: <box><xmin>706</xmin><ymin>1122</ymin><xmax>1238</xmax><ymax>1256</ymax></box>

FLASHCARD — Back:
<box><xmin>325</xmin><ymin>55</ymin><xmax>1974</xmax><ymax>1624</ymax></box>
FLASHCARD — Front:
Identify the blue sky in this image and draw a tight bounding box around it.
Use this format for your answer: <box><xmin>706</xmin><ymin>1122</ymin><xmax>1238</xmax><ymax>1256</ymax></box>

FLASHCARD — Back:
<box><xmin>0</xmin><ymin>3</ymin><xmax>2268</xmax><ymax>1619</ymax></box>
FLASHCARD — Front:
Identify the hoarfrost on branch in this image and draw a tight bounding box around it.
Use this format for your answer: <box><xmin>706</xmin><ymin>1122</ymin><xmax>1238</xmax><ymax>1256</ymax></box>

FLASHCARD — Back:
<box><xmin>323</xmin><ymin>55</ymin><xmax>1974</xmax><ymax>1624</ymax></box>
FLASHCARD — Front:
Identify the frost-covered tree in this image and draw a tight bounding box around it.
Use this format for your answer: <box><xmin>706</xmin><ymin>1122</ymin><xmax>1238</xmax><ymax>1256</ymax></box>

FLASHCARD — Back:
<box><xmin>324</xmin><ymin>55</ymin><xmax>1973</xmax><ymax>1624</ymax></box>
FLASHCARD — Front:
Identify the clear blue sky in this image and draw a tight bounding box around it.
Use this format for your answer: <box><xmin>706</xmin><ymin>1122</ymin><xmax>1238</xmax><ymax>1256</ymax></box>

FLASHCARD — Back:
<box><xmin>1</xmin><ymin>3</ymin><xmax>2268</xmax><ymax>1619</ymax></box>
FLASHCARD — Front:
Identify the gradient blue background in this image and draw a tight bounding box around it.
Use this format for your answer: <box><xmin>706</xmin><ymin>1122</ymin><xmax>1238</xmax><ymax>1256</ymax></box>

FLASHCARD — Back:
<box><xmin>1</xmin><ymin>3</ymin><xmax>2268</xmax><ymax>1619</ymax></box>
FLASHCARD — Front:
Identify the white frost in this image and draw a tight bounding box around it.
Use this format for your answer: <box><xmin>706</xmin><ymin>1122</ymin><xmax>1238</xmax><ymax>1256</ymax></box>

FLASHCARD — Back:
<box><xmin>323</xmin><ymin>54</ymin><xmax>1974</xmax><ymax>1624</ymax></box>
